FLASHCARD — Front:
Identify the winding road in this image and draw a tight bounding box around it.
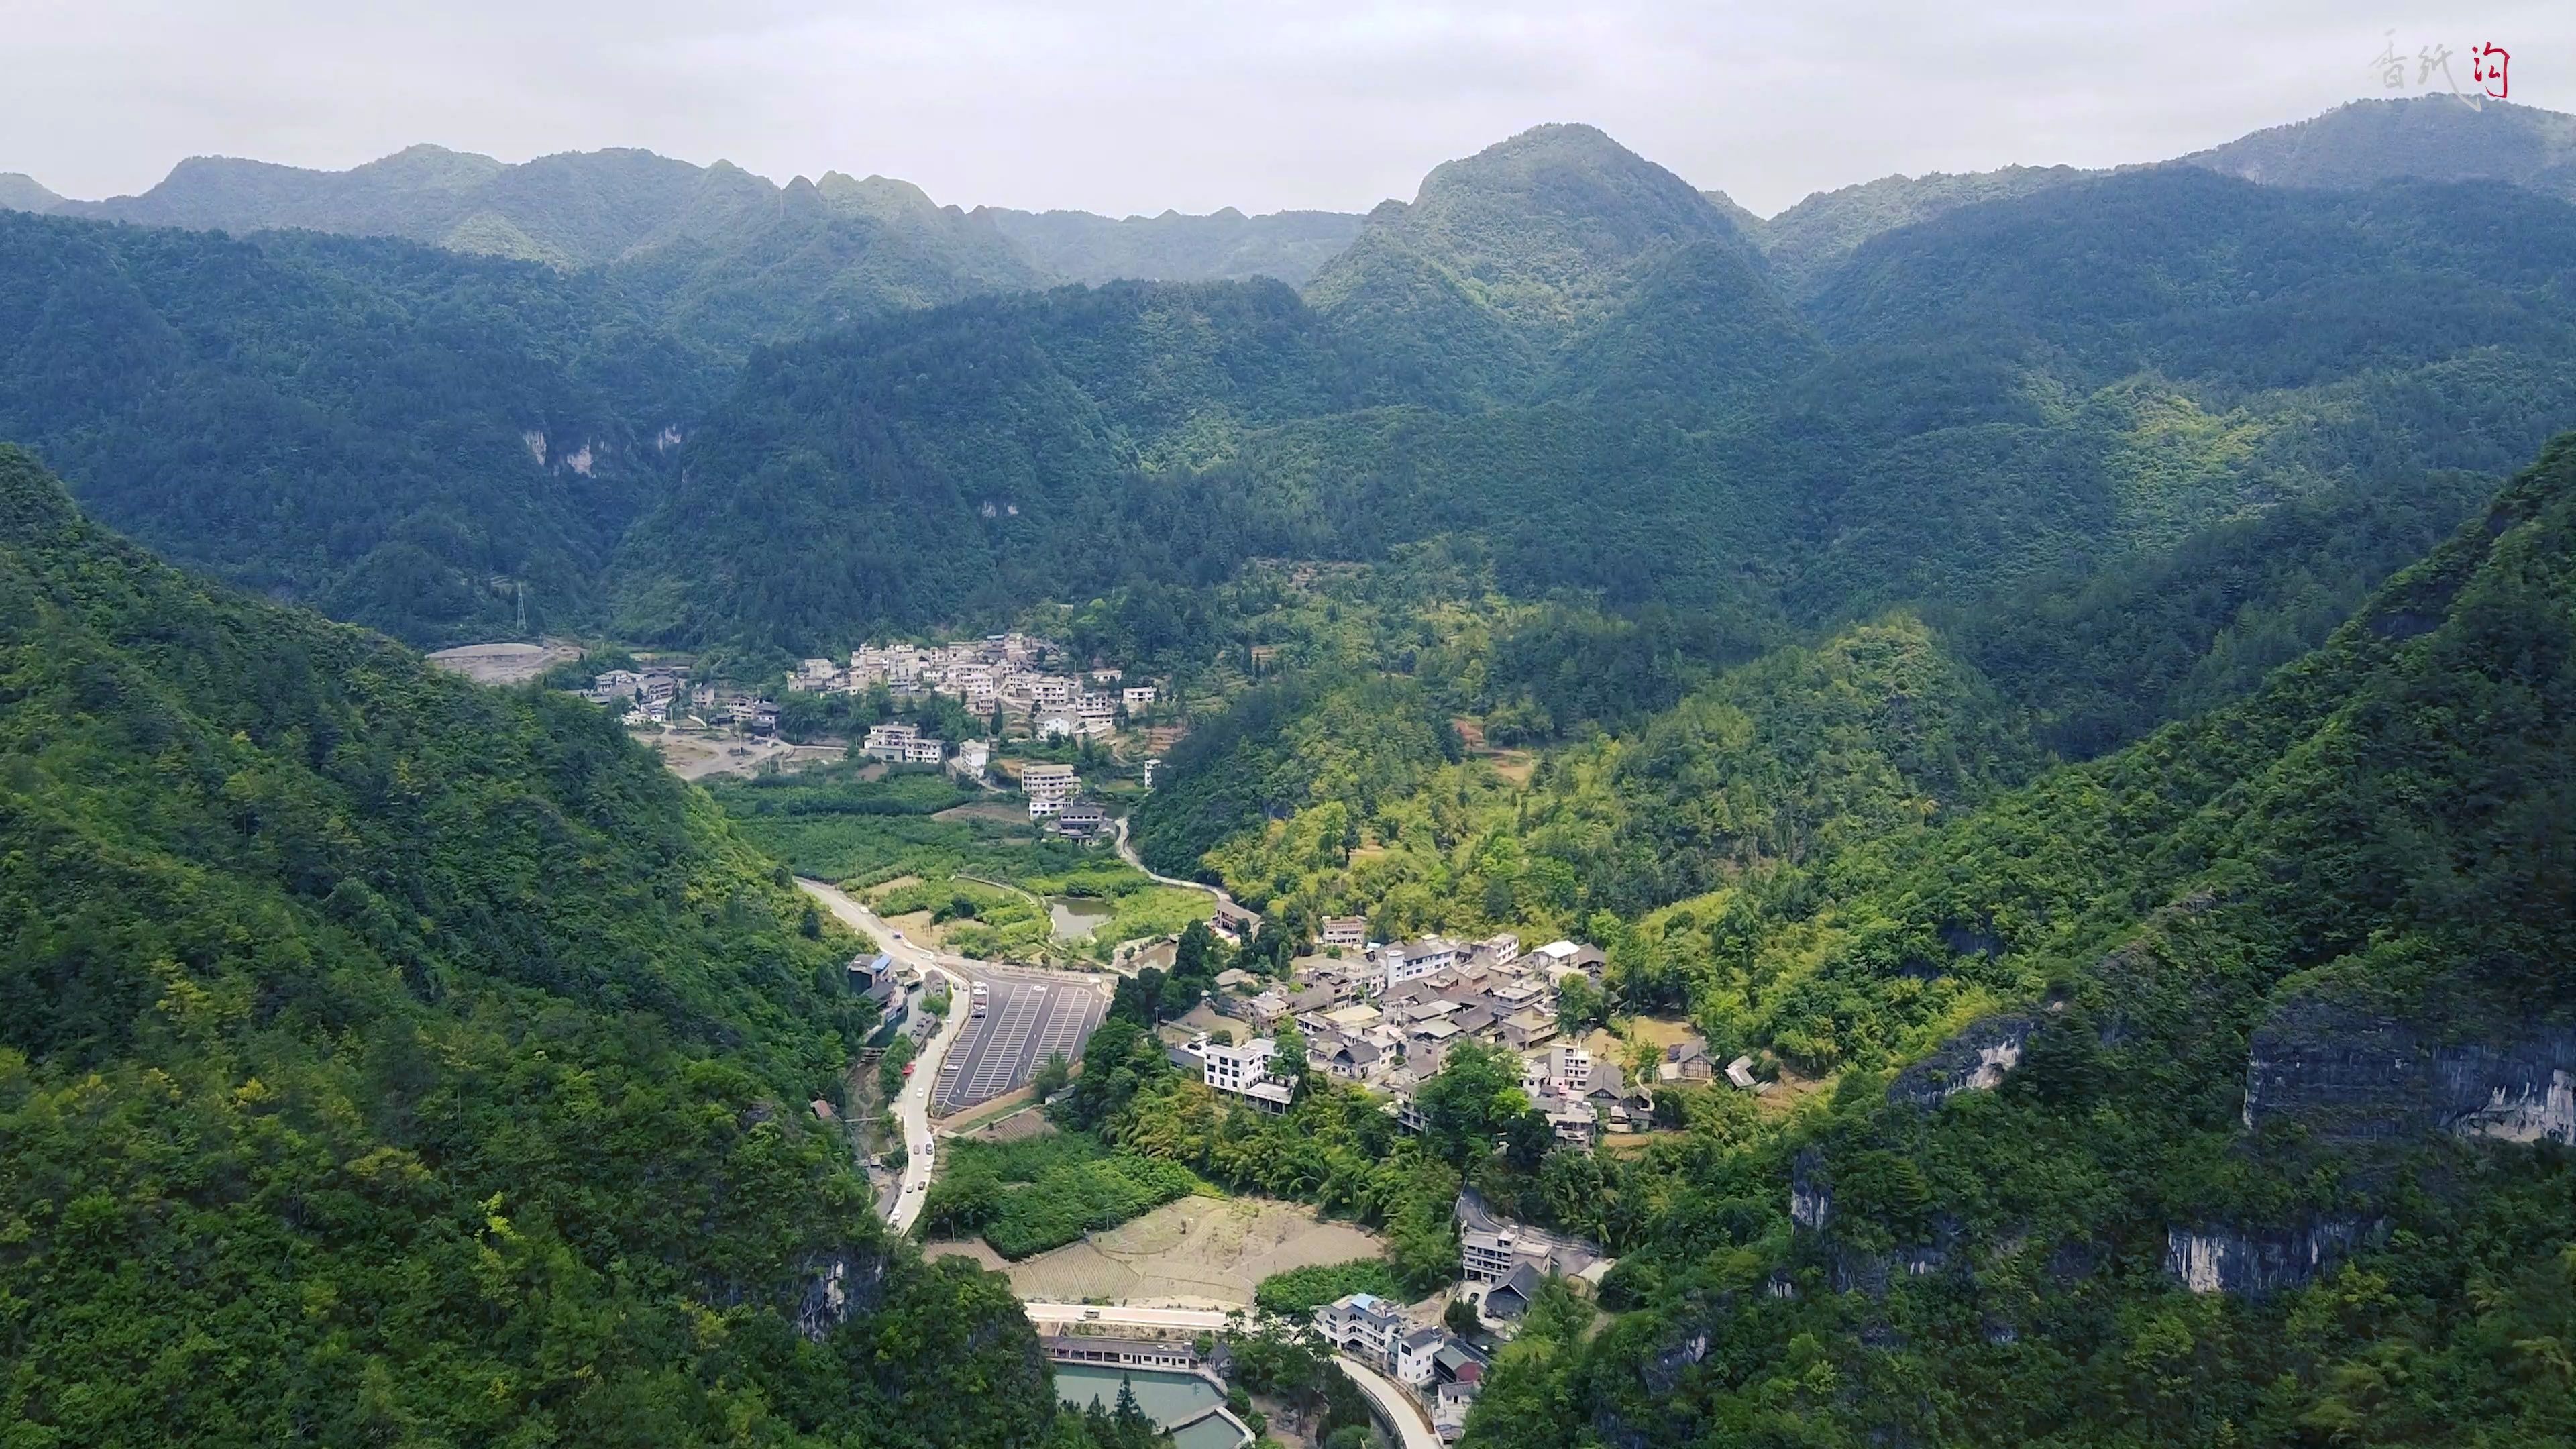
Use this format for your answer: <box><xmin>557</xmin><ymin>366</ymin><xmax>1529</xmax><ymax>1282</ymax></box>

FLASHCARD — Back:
<box><xmin>797</xmin><ymin>878</ymin><xmax>967</xmax><ymax>1235</ymax></box>
<box><xmin>1112</xmin><ymin>816</ymin><xmax>1260</xmax><ymax>930</ymax></box>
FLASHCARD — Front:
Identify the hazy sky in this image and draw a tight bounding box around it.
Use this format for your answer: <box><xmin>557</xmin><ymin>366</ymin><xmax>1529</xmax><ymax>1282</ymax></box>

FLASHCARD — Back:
<box><xmin>8</xmin><ymin>2</ymin><xmax>2569</xmax><ymax>217</ymax></box>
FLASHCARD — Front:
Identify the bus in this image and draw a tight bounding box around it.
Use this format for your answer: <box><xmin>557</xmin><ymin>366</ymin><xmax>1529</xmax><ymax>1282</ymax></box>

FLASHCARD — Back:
<box><xmin>970</xmin><ymin>982</ymin><xmax>989</xmax><ymax>1018</ymax></box>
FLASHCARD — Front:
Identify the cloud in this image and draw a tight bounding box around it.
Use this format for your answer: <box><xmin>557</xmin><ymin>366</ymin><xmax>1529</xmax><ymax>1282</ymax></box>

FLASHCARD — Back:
<box><xmin>6</xmin><ymin>0</ymin><xmax>2570</xmax><ymax>217</ymax></box>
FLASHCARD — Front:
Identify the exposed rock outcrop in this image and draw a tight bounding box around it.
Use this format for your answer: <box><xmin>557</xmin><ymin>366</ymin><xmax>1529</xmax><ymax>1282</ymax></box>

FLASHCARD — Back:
<box><xmin>2242</xmin><ymin>1002</ymin><xmax>2576</xmax><ymax>1148</ymax></box>
<box><xmin>2164</xmin><ymin>1219</ymin><xmax>2381</xmax><ymax>1296</ymax></box>
<box><xmin>1887</xmin><ymin>1015</ymin><xmax>2034</xmax><ymax>1110</ymax></box>
<box><xmin>1789</xmin><ymin>1148</ymin><xmax>1831</xmax><ymax>1232</ymax></box>
<box><xmin>792</xmin><ymin>1247</ymin><xmax>891</xmax><ymax>1342</ymax></box>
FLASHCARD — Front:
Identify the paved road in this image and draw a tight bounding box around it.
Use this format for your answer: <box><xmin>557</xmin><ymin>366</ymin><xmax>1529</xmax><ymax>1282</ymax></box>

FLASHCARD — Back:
<box><xmin>1113</xmin><ymin>816</ymin><xmax>1260</xmax><ymax>930</ymax></box>
<box><xmin>938</xmin><ymin>963</ymin><xmax>1109</xmax><ymax>1111</ymax></box>
<box><xmin>1336</xmin><ymin>1354</ymin><xmax>1443</xmax><ymax>1449</ymax></box>
<box><xmin>1020</xmin><ymin>1301</ymin><xmax>1238</xmax><ymax>1332</ymax></box>
<box><xmin>797</xmin><ymin>879</ymin><xmax>967</xmax><ymax>1234</ymax></box>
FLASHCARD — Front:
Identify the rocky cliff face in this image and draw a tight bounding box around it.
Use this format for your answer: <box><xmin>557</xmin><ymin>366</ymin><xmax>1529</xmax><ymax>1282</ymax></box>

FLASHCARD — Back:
<box><xmin>1886</xmin><ymin>1014</ymin><xmax>2035</xmax><ymax>1110</ymax></box>
<box><xmin>2242</xmin><ymin>1001</ymin><xmax>2576</xmax><ymax>1148</ymax></box>
<box><xmin>2165</xmin><ymin>1220</ymin><xmax>2381</xmax><ymax>1296</ymax></box>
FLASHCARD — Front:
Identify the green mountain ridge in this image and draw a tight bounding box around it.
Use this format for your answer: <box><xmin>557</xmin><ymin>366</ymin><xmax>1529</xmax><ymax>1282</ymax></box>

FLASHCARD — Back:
<box><xmin>1456</xmin><ymin>429</ymin><xmax>2576</xmax><ymax>1449</ymax></box>
<box><xmin>0</xmin><ymin>171</ymin><xmax>64</xmax><ymax>214</ymax></box>
<box><xmin>1305</xmin><ymin>122</ymin><xmax>1760</xmax><ymax>403</ymax></box>
<box><xmin>0</xmin><ymin>211</ymin><xmax>726</xmax><ymax>647</ymax></box>
<box><xmin>0</xmin><ymin>445</ymin><xmax>1141</xmax><ymax>1447</ymax></box>
<box><xmin>978</xmin><ymin>203</ymin><xmax>1367</xmax><ymax>286</ymax></box>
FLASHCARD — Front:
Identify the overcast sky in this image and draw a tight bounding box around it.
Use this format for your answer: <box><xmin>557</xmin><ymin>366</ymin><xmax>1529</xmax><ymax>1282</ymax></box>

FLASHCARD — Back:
<box><xmin>8</xmin><ymin>2</ymin><xmax>2570</xmax><ymax>218</ymax></box>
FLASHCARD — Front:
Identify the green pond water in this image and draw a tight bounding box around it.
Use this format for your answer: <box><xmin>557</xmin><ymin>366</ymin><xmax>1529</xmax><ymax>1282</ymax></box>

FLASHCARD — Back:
<box><xmin>1049</xmin><ymin>896</ymin><xmax>1114</xmax><ymax>940</ymax></box>
<box><xmin>1054</xmin><ymin>1364</ymin><xmax>1242</xmax><ymax>1446</ymax></box>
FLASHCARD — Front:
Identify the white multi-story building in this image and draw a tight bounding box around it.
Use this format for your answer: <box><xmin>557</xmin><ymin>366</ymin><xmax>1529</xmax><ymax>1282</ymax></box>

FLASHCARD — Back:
<box><xmin>1322</xmin><ymin>916</ymin><xmax>1368</xmax><ymax>949</ymax></box>
<box><xmin>1121</xmin><ymin>685</ymin><xmax>1157</xmax><ymax>712</ymax></box>
<box><xmin>862</xmin><ymin>722</ymin><xmax>944</xmax><ymax>764</ymax></box>
<box><xmin>1522</xmin><ymin>1042</ymin><xmax>1592</xmax><ymax>1097</ymax></box>
<box><xmin>1021</xmin><ymin>762</ymin><xmax>1079</xmax><ymax>817</ymax></box>
<box><xmin>1016</xmin><ymin>674</ymin><xmax>1076</xmax><ymax>707</ymax></box>
<box><xmin>1393</xmin><ymin>1326</ymin><xmax>1444</xmax><ymax>1387</ymax></box>
<box><xmin>1461</xmin><ymin>1223</ymin><xmax>1556</xmax><ymax>1285</ymax></box>
<box><xmin>1313</xmin><ymin>1293</ymin><xmax>1408</xmax><ymax>1363</ymax></box>
<box><xmin>1379</xmin><ymin>935</ymin><xmax>1464</xmax><ymax>991</ymax></box>
<box><xmin>1197</xmin><ymin>1035</ymin><xmax>1295</xmax><ymax>1112</ymax></box>
<box><xmin>1201</xmin><ymin>1036</ymin><xmax>1273</xmax><ymax>1094</ymax></box>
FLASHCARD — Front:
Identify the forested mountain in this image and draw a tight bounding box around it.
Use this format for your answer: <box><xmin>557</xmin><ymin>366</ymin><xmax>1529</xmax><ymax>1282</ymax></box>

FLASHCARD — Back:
<box><xmin>0</xmin><ymin>171</ymin><xmax>62</xmax><ymax>213</ymax></box>
<box><xmin>1454</xmin><ymin>429</ymin><xmax>2576</xmax><ymax>1449</ymax></box>
<box><xmin>10</xmin><ymin>99</ymin><xmax>2576</xmax><ymax>678</ymax></box>
<box><xmin>2181</xmin><ymin>95</ymin><xmax>2576</xmax><ymax>198</ymax></box>
<box><xmin>0</xmin><ymin>211</ymin><xmax>737</xmax><ymax>647</ymax></box>
<box><xmin>612</xmin><ymin>137</ymin><xmax>2576</xmax><ymax>672</ymax></box>
<box><xmin>58</xmin><ymin>144</ymin><xmax>694</xmax><ymax>264</ymax></box>
<box><xmin>607</xmin><ymin>278</ymin><xmax>1381</xmax><ymax>651</ymax></box>
<box><xmin>979</xmin><ymin>204</ymin><xmax>1366</xmax><ymax>285</ymax></box>
<box><xmin>1750</xmin><ymin>164</ymin><xmax>2088</xmax><ymax>297</ymax></box>
<box><xmin>0</xmin><ymin>448</ymin><xmax>1129</xmax><ymax>1446</ymax></box>
<box><xmin>1743</xmin><ymin>96</ymin><xmax>2576</xmax><ymax>300</ymax></box>
<box><xmin>1305</xmin><ymin>123</ymin><xmax>1763</xmax><ymax>403</ymax></box>
<box><xmin>56</xmin><ymin>144</ymin><xmax>1050</xmax><ymax>339</ymax></box>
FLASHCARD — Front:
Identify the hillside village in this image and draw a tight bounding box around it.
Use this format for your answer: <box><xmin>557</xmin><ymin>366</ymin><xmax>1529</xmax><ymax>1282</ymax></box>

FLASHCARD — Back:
<box><xmin>1173</xmin><ymin>932</ymin><xmax>1757</xmax><ymax>1147</ymax></box>
<box><xmin>569</xmin><ymin>631</ymin><xmax>1165</xmax><ymax>830</ymax></box>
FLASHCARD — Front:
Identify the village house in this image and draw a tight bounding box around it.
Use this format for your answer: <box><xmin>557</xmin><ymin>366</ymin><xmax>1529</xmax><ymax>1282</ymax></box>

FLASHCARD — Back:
<box><xmin>1376</xmin><ymin>934</ymin><xmax>1465</xmax><ymax>991</ymax></box>
<box><xmin>1314</xmin><ymin>1293</ymin><xmax>1407</xmax><ymax>1363</ymax></box>
<box><xmin>1660</xmin><ymin>1037</ymin><xmax>1718</xmax><ymax>1083</ymax></box>
<box><xmin>1316</xmin><ymin>1032</ymin><xmax>1386</xmax><ymax>1085</ymax></box>
<box><xmin>949</xmin><ymin>739</ymin><xmax>990</xmax><ymax>782</ymax></box>
<box><xmin>1320</xmin><ymin>916</ymin><xmax>1368</xmax><ymax>949</ymax></box>
<box><xmin>1020</xmin><ymin>763</ymin><xmax>1079</xmax><ymax>817</ymax></box>
<box><xmin>1434</xmin><ymin>1379</ymin><xmax>1480</xmax><ymax>1442</ymax></box>
<box><xmin>1393</xmin><ymin>1326</ymin><xmax>1445</xmax><ymax>1387</ymax></box>
<box><xmin>1726</xmin><ymin>1054</ymin><xmax>1774</xmax><ymax>1093</ymax></box>
<box><xmin>1526</xmin><ymin>939</ymin><xmax>1608</xmax><ymax>983</ymax></box>
<box><xmin>1051</xmin><ymin>800</ymin><xmax>1109</xmax><ymax>839</ymax></box>
<box><xmin>1482</xmin><ymin>1263</ymin><xmax>1544</xmax><ymax>1322</ymax></box>
<box><xmin>861</xmin><ymin>721</ymin><xmax>945</xmax><ymax>765</ymax></box>
<box><xmin>1197</xmin><ymin>1035</ymin><xmax>1294</xmax><ymax>1112</ymax></box>
<box><xmin>1120</xmin><ymin>684</ymin><xmax>1157</xmax><ymax>712</ymax></box>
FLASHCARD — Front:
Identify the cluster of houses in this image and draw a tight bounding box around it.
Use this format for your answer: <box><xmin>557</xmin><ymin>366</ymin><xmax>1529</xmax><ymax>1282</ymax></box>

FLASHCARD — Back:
<box><xmin>788</xmin><ymin>635</ymin><xmax>1157</xmax><ymax>741</ymax></box>
<box><xmin>1313</xmin><ymin>1293</ymin><xmax>1487</xmax><ymax>1440</ymax></box>
<box><xmin>586</xmin><ymin>668</ymin><xmax>780</xmax><ymax>733</ymax></box>
<box><xmin>1172</xmin><ymin>932</ymin><xmax>1686</xmax><ymax>1148</ymax></box>
<box><xmin>1307</xmin><ymin>1189</ymin><xmax>1610</xmax><ymax>1442</ymax></box>
<box><xmin>1016</xmin><ymin>761</ymin><xmax>1109</xmax><ymax>839</ymax></box>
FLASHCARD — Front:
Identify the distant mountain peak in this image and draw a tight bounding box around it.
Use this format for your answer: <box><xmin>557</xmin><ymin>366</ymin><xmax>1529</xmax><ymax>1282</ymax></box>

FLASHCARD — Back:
<box><xmin>0</xmin><ymin>172</ymin><xmax>64</xmax><ymax>214</ymax></box>
<box><xmin>2179</xmin><ymin>95</ymin><xmax>2576</xmax><ymax>197</ymax></box>
<box><xmin>1304</xmin><ymin>119</ymin><xmax>1757</xmax><ymax>401</ymax></box>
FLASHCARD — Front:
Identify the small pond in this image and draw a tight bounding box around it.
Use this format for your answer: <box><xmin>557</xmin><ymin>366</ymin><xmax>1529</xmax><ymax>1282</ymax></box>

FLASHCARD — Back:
<box><xmin>1049</xmin><ymin>896</ymin><xmax>1114</xmax><ymax>941</ymax></box>
<box><xmin>1055</xmin><ymin>1364</ymin><xmax>1244</xmax><ymax>1447</ymax></box>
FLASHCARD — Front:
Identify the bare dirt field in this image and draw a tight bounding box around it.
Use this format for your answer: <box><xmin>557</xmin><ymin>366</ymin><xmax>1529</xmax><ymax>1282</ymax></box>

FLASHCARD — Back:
<box><xmin>951</xmin><ymin>1098</ymin><xmax>1053</xmax><ymax>1142</ymax></box>
<box><xmin>425</xmin><ymin>639</ymin><xmax>581</xmax><ymax>686</ymax></box>
<box><xmin>934</xmin><ymin>799</ymin><xmax>1030</xmax><ymax>825</ymax></box>
<box><xmin>647</xmin><ymin>732</ymin><xmax>843</xmax><ymax>782</ymax></box>
<box><xmin>927</xmin><ymin>1197</ymin><xmax>1387</xmax><ymax>1308</ymax></box>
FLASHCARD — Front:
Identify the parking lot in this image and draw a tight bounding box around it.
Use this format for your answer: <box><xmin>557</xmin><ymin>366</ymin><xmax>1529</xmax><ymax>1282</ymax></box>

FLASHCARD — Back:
<box><xmin>935</xmin><ymin>966</ymin><xmax>1109</xmax><ymax>1112</ymax></box>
